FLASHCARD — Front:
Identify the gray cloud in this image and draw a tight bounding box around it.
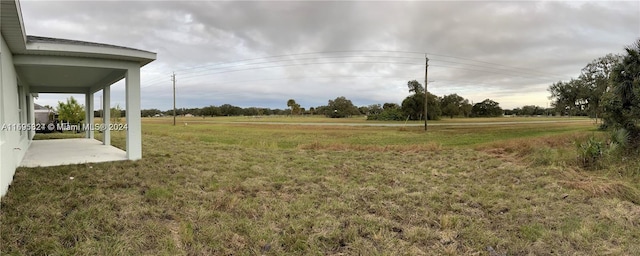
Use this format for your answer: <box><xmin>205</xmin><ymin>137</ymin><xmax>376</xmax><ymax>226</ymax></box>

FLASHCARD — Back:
<box><xmin>21</xmin><ymin>0</ymin><xmax>640</xmax><ymax>110</ymax></box>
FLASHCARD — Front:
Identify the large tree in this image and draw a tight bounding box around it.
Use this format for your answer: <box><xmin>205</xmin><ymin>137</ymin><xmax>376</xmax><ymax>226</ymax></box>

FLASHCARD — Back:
<box><xmin>286</xmin><ymin>99</ymin><xmax>301</xmax><ymax>115</ymax></box>
<box><xmin>219</xmin><ymin>104</ymin><xmax>242</xmax><ymax>116</ymax></box>
<box><xmin>580</xmin><ymin>54</ymin><xmax>623</xmax><ymax>120</ymax></box>
<box><xmin>383</xmin><ymin>103</ymin><xmax>400</xmax><ymax>110</ymax></box>
<box><xmin>369</xmin><ymin>104</ymin><xmax>383</xmax><ymax>115</ymax></box>
<box><xmin>326</xmin><ymin>96</ymin><xmax>359</xmax><ymax>118</ymax></box>
<box><xmin>407</xmin><ymin>80</ymin><xmax>424</xmax><ymax>94</ymax></box>
<box><xmin>548</xmin><ymin>54</ymin><xmax>623</xmax><ymax>119</ymax></box>
<box><xmin>57</xmin><ymin>96</ymin><xmax>85</xmax><ymax>124</ymax></box>
<box><xmin>401</xmin><ymin>92</ymin><xmax>441</xmax><ymax>120</ymax></box>
<box><xmin>367</xmin><ymin>103</ymin><xmax>405</xmax><ymax>121</ymax></box>
<box><xmin>401</xmin><ymin>93</ymin><xmax>423</xmax><ymax>120</ymax></box>
<box><xmin>471</xmin><ymin>99</ymin><xmax>503</xmax><ymax>117</ymax></box>
<box><xmin>548</xmin><ymin>78</ymin><xmax>587</xmax><ymax>116</ymax></box>
<box><xmin>519</xmin><ymin>105</ymin><xmax>545</xmax><ymax>116</ymax></box>
<box><xmin>201</xmin><ymin>105</ymin><xmax>221</xmax><ymax>116</ymax></box>
<box><xmin>603</xmin><ymin>39</ymin><xmax>640</xmax><ymax>142</ymax></box>
<box><xmin>440</xmin><ymin>94</ymin><xmax>471</xmax><ymax>118</ymax></box>
<box><xmin>400</xmin><ymin>80</ymin><xmax>441</xmax><ymax>120</ymax></box>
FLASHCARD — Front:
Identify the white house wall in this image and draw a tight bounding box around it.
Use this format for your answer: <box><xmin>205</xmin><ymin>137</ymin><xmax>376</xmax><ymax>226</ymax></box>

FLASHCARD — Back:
<box><xmin>1</xmin><ymin>34</ymin><xmax>31</xmax><ymax>198</ymax></box>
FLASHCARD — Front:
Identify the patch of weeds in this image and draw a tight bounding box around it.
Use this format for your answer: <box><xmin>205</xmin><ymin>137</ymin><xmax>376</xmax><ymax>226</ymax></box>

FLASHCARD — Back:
<box><xmin>560</xmin><ymin>179</ymin><xmax>640</xmax><ymax>205</ymax></box>
<box><xmin>559</xmin><ymin>216</ymin><xmax>582</xmax><ymax>235</ymax></box>
<box><xmin>577</xmin><ymin>136</ymin><xmax>605</xmax><ymax>168</ymax></box>
<box><xmin>576</xmin><ymin>129</ymin><xmax>637</xmax><ymax>170</ymax></box>
<box><xmin>207</xmin><ymin>178</ymin><xmax>221</xmax><ymax>191</ymax></box>
<box><xmin>529</xmin><ymin>147</ymin><xmax>559</xmax><ymax>166</ymax></box>
<box><xmin>179</xmin><ymin>221</ymin><xmax>195</xmax><ymax>247</ymax></box>
<box><xmin>519</xmin><ymin>223</ymin><xmax>545</xmax><ymax>242</ymax></box>
<box><xmin>144</xmin><ymin>187</ymin><xmax>173</xmax><ymax>203</ymax></box>
<box><xmin>439</xmin><ymin>214</ymin><xmax>462</xmax><ymax>229</ymax></box>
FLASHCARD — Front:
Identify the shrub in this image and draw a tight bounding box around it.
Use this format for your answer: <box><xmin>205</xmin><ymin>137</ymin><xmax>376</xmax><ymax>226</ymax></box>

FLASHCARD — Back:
<box><xmin>608</xmin><ymin>128</ymin><xmax>630</xmax><ymax>154</ymax></box>
<box><xmin>367</xmin><ymin>108</ymin><xmax>406</xmax><ymax>121</ymax></box>
<box><xmin>577</xmin><ymin>136</ymin><xmax>605</xmax><ymax>168</ymax></box>
<box><xmin>576</xmin><ymin>129</ymin><xmax>634</xmax><ymax>169</ymax></box>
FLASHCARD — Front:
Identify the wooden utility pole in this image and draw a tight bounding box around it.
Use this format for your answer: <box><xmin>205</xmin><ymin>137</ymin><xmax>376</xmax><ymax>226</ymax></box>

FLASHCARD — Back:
<box><xmin>172</xmin><ymin>72</ymin><xmax>176</xmax><ymax>126</ymax></box>
<box><xmin>424</xmin><ymin>55</ymin><xmax>429</xmax><ymax>131</ymax></box>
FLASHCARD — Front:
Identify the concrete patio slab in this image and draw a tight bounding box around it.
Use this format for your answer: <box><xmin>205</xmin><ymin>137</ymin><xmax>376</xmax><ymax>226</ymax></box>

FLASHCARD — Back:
<box><xmin>19</xmin><ymin>138</ymin><xmax>127</xmax><ymax>168</ymax></box>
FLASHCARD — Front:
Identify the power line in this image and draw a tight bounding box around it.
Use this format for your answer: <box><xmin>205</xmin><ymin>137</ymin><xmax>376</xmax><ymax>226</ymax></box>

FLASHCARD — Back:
<box><xmin>173</xmin><ymin>60</ymin><xmax>558</xmax><ymax>82</ymax></box>
<box><xmin>159</xmin><ymin>74</ymin><xmax>417</xmax><ymax>89</ymax></box>
<box><xmin>145</xmin><ymin>74</ymin><xmax>530</xmax><ymax>95</ymax></box>
<box><xmin>176</xmin><ymin>60</ymin><xmax>424</xmax><ymax>81</ymax></box>
<box><xmin>173</xmin><ymin>50</ymin><xmax>425</xmax><ymax>72</ymax></box>
<box><xmin>139</xmin><ymin>51</ymin><xmax>570</xmax><ymax>101</ymax></box>
<box><xmin>429</xmin><ymin>58</ymin><xmax>564</xmax><ymax>80</ymax></box>
<box><xmin>168</xmin><ymin>55</ymin><xmax>564</xmax><ymax>83</ymax></box>
<box><xmin>175</xmin><ymin>55</ymin><xmax>423</xmax><ymax>77</ymax></box>
<box><xmin>429</xmin><ymin>63</ymin><xmax>550</xmax><ymax>80</ymax></box>
<box><xmin>172</xmin><ymin>49</ymin><xmax>565</xmax><ymax>80</ymax></box>
<box><xmin>142</xmin><ymin>60</ymin><xmax>558</xmax><ymax>90</ymax></box>
<box><xmin>425</xmin><ymin>52</ymin><xmax>566</xmax><ymax>79</ymax></box>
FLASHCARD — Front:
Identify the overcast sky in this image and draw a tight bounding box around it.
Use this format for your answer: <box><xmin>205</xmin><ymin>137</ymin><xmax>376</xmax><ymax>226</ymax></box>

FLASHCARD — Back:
<box><xmin>22</xmin><ymin>0</ymin><xmax>640</xmax><ymax>111</ymax></box>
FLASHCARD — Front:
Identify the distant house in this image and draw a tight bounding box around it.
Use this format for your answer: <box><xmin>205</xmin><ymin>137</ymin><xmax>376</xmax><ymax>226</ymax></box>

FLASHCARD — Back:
<box><xmin>33</xmin><ymin>103</ymin><xmax>55</xmax><ymax>124</ymax></box>
<box><xmin>1</xmin><ymin>0</ymin><xmax>156</xmax><ymax>197</ymax></box>
<box><xmin>185</xmin><ymin>114</ymin><xmax>194</xmax><ymax>117</ymax></box>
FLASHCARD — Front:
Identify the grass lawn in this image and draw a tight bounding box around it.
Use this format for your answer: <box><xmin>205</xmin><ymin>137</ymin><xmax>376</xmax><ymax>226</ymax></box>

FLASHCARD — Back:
<box><xmin>1</xmin><ymin>117</ymin><xmax>639</xmax><ymax>255</ymax></box>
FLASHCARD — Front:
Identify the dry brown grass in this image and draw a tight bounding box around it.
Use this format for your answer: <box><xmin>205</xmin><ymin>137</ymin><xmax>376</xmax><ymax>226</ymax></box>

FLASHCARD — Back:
<box><xmin>477</xmin><ymin>132</ymin><xmax>588</xmax><ymax>158</ymax></box>
<box><xmin>558</xmin><ymin>168</ymin><xmax>640</xmax><ymax>205</ymax></box>
<box><xmin>297</xmin><ymin>141</ymin><xmax>442</xmax><ymax>152</ymax></box>
<box><xmin>480</xmin><ymin>130</ymin><xmax>640</xmax><ymax>207</ymax></box>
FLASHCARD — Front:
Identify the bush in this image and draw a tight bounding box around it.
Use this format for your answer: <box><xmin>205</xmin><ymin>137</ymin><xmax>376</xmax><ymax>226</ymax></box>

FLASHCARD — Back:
<box><xmin>367</xmin><ymin>108</ymin><xmax>406</xmax><ymax>121</ymax></box>
<box><xmin>609</xmin><ymin>128</ymin><xmax>630</xmax><ymax>154</ymax></box>
<box><xmin>576</xmin><ymin>129</ymin><xmax>634</xmax><ymax>169</ymax></box>
<box><xmin>577</xmin><ymin>137</ymin><xmax>605</xmax><ymax>168</ymax></box>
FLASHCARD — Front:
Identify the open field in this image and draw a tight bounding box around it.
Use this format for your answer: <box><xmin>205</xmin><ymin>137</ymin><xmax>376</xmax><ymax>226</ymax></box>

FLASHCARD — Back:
<box><xmin>148</xmin><ymin>115</ymin><xmax>593</xmax><ymax>125</ymax></box>
<box><xmin>2</xmin><ymin>117</ymin><xmax>639</xmax><ymax>255</ymax></box>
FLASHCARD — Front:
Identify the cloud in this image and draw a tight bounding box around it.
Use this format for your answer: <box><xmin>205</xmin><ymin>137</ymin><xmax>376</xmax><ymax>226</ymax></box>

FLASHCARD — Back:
<box><xmin>22</xmin><ymin>0</ymin><xmax>640</xmax><ymax>110</ymax></box>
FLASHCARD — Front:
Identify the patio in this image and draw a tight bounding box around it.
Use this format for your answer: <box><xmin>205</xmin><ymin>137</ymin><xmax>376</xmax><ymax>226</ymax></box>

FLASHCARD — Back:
<box><xmin>19</xmin><ymin>139</ymin><xmax>127</xmax><ymax>168</ymax></box>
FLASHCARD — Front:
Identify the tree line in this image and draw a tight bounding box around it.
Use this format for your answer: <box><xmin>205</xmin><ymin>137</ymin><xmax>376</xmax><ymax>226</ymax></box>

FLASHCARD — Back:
<box><xmin>548</xmin><ymin>53</ymin><xmax>622</xmax><ymax>119</ymax></box>
<box><xmin>140</xmin><ymin>80</ymin><xmax>512</xmax><ymax>120</ymax></box>
<box><xmin>548</xmin><ymin>39</ymin><xmax>640</xmax><ymax>134</ymax></box>
<box><xmin>548</xmin><ymin>39</ymin><xmax>640</xmax><ymax>161</ymax></box>
<box><xmin>365</xmin><ymin>80</ymin><xmax>504</xmax><ymax>121</ymax></box>
<box><xmin>54</xmin><ymin>83</ymin><xmax>551</xmax><ymax>122</ymax></box>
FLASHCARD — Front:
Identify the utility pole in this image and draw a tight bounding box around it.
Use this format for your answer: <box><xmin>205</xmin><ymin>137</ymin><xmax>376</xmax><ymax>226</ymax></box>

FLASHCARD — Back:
<box><xmin>172</xmin><ymin>72</ymin><xmax>176</xmax><ymax>126</ymax></box>
<box><xmin>424</xmin><ymin>55</ymin><xmax>429</xmax><ymax>131</ymax></box>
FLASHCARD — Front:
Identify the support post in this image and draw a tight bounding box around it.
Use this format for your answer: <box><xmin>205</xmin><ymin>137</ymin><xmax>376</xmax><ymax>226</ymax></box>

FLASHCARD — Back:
<box><xmin>85</xmin><ymin>92</ymin><xmax>94</xmax><ymax>139</ymax></box>
<box><xmin>28</xmin><ymin>94</ymin><xmax>35</xmax><ymax>140</ymax></box>
<box><xmin>103</xmin><ymin>86</ymin><xmax>111</xmax><ymax>146</ymax></box>
<box><xmin>126</xmin><ymin>67</ymin><xmax>142</xmax><ymax>160</ymax></box>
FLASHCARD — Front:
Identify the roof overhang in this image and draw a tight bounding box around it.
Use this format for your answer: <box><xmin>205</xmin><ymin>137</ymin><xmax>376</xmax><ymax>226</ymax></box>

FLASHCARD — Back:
<box><xmin>2</xmin><ymin>0</ymin><xmax>156</xmax><ymax>94</ymax></box>
<box><xmin>23</xmin><ymin>36</ymin><xmax>156</xmax><ymax>67</ymax></box>
<box><xmin>14</xmin><ymin>59</ymin><xmax>128</xmax><ymax>94</ymax></box>
<box><xmin>13</xmin><ymin>38</ymin><xmax>156</xmax><ymax>94</ymax></box>
<box><xmin>1</xmin><ymin>0</ymin><xmax>27</xmax><ymax>52</ymax></box>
